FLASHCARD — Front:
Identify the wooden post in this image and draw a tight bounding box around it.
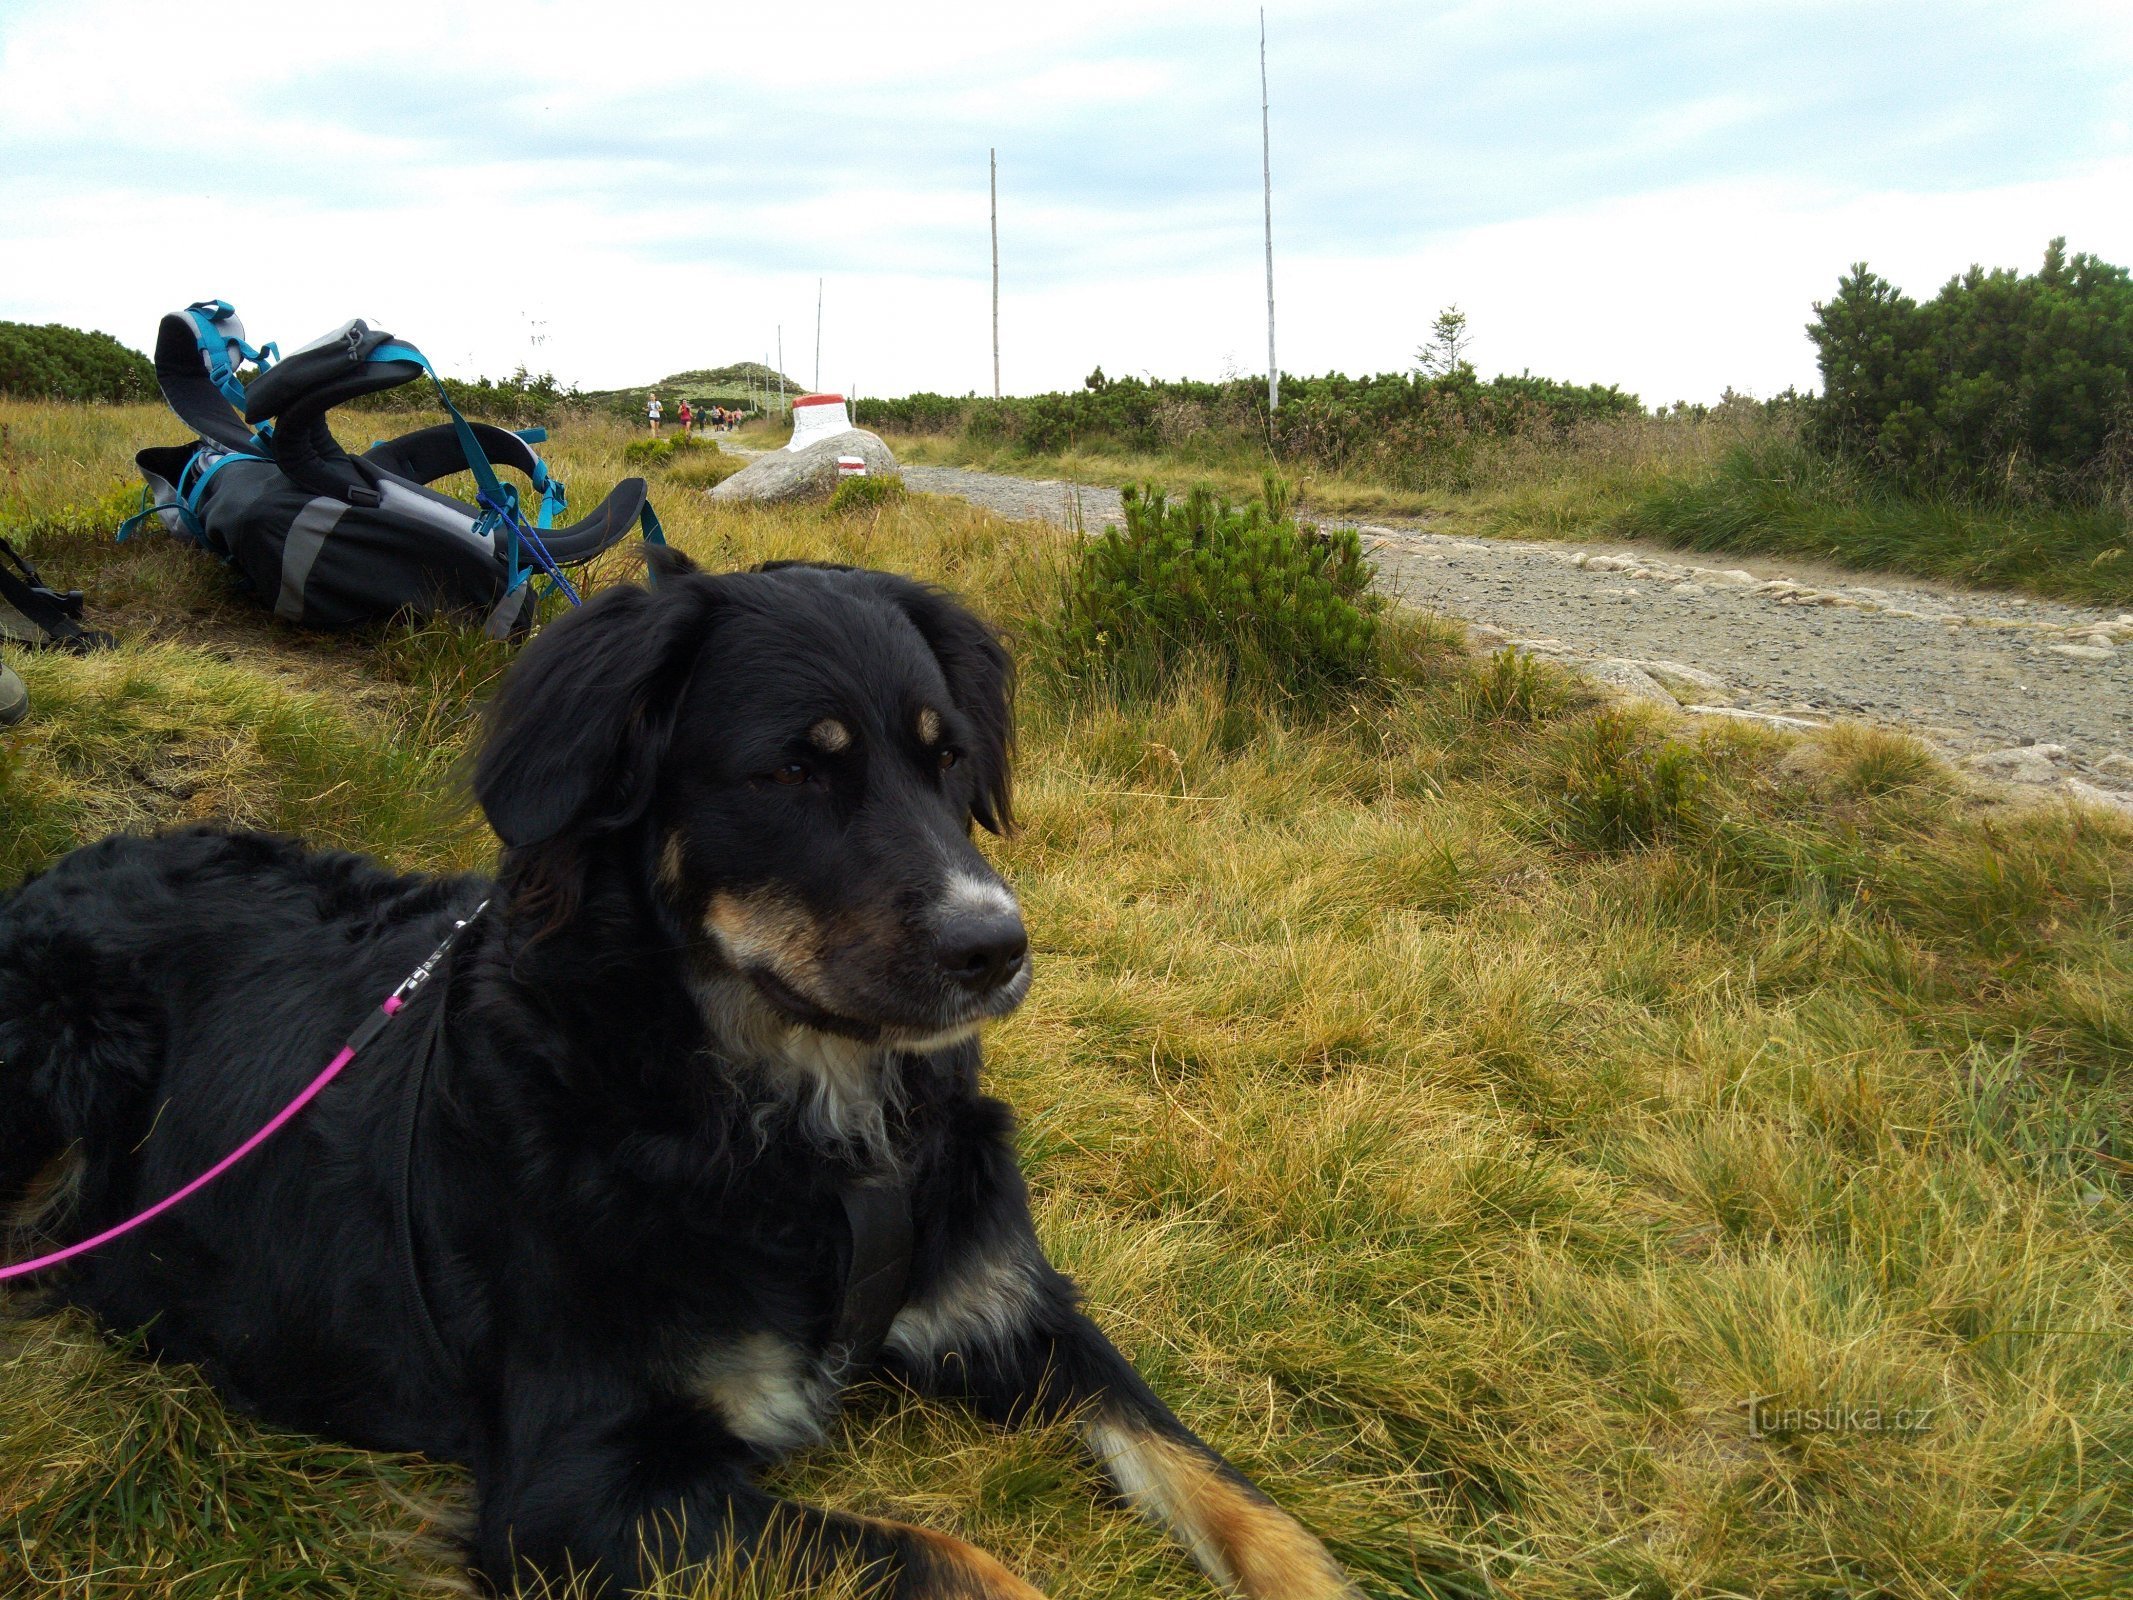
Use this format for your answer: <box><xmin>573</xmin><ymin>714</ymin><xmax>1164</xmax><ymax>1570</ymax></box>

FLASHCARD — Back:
<box><xmin>1261</xmin><ymin>8</ymin><xmax>1278</xmax><ymax>414</ymax></box>
<box><xmin>990</xmin><ymin>147</ymin><xmax>1001</xmax><ymax>400</ymax></box>
<box><xmin>814</xmin><ymin>279</ymin><xmax>823</xmax><ymax>392</ymax></box>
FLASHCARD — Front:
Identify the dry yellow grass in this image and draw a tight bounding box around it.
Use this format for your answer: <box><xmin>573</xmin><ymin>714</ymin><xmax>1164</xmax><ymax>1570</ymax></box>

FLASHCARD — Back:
<box><xmin>2</xmin><ymin>404</ymin><xmax>2129</xmax><ymax>1598</ymax></box>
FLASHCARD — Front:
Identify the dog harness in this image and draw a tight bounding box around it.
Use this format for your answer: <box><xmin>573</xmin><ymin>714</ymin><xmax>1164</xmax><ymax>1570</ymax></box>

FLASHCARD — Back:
<box><xmin>829</xmin><ymin>1181</ymin><xmax>914</xmax><ymax>1374</ymax></box>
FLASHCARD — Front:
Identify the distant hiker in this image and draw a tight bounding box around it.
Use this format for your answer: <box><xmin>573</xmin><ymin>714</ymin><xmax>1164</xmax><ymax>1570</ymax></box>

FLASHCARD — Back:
<box><xmin>647</xmin><ymin>393</ymin><xmax>662</xmax><ymax>435</ymax></box>
<box><xmin>678</xmin><ymin>399</ymin><xmax>694</xmax><ymax>438</ymax></box>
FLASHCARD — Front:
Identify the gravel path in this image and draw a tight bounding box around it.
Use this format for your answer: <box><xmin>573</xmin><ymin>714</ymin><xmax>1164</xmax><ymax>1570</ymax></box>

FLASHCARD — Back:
<box><xmin>900</xmin><ymin>463</ymin><xmax>2133</xmax><ymax>806</ymax></box>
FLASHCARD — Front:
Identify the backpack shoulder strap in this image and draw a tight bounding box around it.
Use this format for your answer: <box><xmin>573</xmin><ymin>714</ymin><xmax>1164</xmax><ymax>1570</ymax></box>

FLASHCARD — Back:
<box><xmin>0</xmin><ymin>539</ymin><xmax>114</xmax><ymax>652</ymax></box>
<box><xmin>154</xmin><ymin>304</ymin><xmax>274</xmax><ymax>454</ymax></box>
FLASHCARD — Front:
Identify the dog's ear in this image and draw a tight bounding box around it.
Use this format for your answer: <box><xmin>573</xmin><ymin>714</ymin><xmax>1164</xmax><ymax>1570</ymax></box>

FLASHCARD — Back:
<box><xmin>474</xmin><ymin>569</ymin><xmax>719</xmax><ymax>850</ymax></box>
<box><xmin>858</xmin><ymin>573</ymin><xmax>1016</xmax><ymax>834</ymax></box>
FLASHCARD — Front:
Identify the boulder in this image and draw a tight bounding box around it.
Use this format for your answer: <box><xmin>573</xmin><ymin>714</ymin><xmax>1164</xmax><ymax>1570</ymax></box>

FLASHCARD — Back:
<box><xmin>1631</xmin><ymin>660</ymin><xmax>1736</xmax><ymax>704</ymax></box>
<box><xmin>708</xmin><ymin>428</ymin><xmax>901</xmax><ymax>505</ymax></box>
<box><xmin>2065</xmin><ymin>777</ymin><xmax>2133</xmax><ymax>815</ymax></box>
<box><xmin>1580</xmin><ymin>659</ymin><xmax>1676</xmax><ymax>706</ymax></box>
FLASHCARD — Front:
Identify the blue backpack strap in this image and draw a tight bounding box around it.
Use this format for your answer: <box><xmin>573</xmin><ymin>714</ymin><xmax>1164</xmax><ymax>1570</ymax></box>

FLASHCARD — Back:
<box><xmin>640</xmin><ymin>502</ymin><xmax>669</xmax><ymax>587</ymax></box>
<box><xmin>183</xmin><ymin>300</ymin><xmax>277</xmax><ymax>412</ymax></box>
<box><xmin>368</xmin><ymin>340</ymin><xmax>589</xmax><ymax>606</ymax></box>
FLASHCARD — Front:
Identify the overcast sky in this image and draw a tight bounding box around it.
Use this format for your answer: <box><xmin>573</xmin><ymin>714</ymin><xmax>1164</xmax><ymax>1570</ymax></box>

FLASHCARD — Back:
<box><xmin>3</xmin><ymin>0</ymin><xmax>2130</xmax><ymax>405</ymax></box>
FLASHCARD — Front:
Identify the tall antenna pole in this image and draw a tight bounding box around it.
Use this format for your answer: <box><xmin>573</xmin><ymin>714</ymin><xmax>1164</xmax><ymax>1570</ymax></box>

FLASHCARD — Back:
<box><xmin>814</xmin><ymin>278</ymin><xmax>823</xmax><ymax>392</ymax></box>
<box><xmin>990</xmin><ymin>147</ymin><xmax>1001</xmax><ymax>400</ymax></box>
<box><xmin>1260</xmin><ymin>8</ymin><xmax>1278</xmax><ymax>413</ymax></box>
<box><xmin>777</xmin><ymin>325</ymin><xmax>785</xmax><ymax>410</ymax></box>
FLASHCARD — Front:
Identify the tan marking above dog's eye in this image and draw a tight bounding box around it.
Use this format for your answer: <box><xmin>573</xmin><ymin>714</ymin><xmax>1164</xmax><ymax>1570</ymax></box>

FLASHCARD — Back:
<box><xmin>808</xmin><ymin>719</ymin><xmax>851</xmax><ymax>753</ymax></box>
<box><xmin>916</xmin><ymin>707</ymin><xmax>942</xmax><ymax>746</ymax></box>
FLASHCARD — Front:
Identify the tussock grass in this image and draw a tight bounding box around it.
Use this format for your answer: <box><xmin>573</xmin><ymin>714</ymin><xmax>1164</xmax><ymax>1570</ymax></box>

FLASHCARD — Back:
<box><xmin>1618</xmin><ymin>437</ymin><xmax>2133</xmax><ymax>609</ymax></box>
<box><xmin>890</xmin><ymin>404</ymin><xmax>2133</xmax><ymax>608</ymax></box>
<box><xmin>883</xmin><ymin>405</ymin><xmax>1774</xmax><ymax>533</ymax></box>
<box><xmin>2</xmin><ymin>405</ymin><xmax>2130</xmax><ymax>1597</ymax></box>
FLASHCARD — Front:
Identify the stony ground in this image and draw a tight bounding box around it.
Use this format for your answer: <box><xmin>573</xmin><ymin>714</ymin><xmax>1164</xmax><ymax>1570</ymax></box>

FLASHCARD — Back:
<box><xmin>899</xmin><ymin>462</ymin><xmax>2133</xmax><ymax>810</ymax></box>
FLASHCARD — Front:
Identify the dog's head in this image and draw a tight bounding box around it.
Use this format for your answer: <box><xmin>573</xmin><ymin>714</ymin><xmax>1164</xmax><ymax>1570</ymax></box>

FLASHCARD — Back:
<box><xmin>474</xmin><ymin>550</ymin><xmax>1028</xmax><ymax>1060</ymax></box>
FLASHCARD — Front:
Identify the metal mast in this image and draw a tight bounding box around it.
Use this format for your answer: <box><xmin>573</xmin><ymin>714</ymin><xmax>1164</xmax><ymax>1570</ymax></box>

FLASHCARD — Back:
<box><xmin>1261</xmin><ymin>8</ymin><xmax>1278</xmax><ymax>413</ymax></box>
<box><xmin>814</xmin><ymin>279</ymin><xmax>823</xmax><ymax>391</ymax></box>
<box><xmin>990</xmin><ymin>147</ymin><xmax>1001</xmax><ymax>399</ymax></box>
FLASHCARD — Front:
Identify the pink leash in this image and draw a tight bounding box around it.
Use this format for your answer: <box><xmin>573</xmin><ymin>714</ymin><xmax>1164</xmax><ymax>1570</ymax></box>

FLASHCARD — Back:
<box><xmin>0</xmin><ymin>901</ymin><xmax>486</xmax><ymax>1282</ymax></box>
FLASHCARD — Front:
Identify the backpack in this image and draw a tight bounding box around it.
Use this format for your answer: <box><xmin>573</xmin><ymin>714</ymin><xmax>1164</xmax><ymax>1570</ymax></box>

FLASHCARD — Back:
<box><xmin>122</xmin><ymin>301</ymin><xmax>663</xmax><ymax>635</ymax></box>
<box><xmin>0</xmin><ymin>537</ymin><xmax>114</xmax><ymax>652</ymax></box>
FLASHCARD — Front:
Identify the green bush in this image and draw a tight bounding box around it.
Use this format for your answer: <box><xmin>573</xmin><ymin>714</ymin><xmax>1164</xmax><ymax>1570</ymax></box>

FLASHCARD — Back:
<box><xmin>345</xmin><ymin>365</ymin><xmax>574</xmax><ymax>426</ymax></box>
<box><xmin>1808</xmin><ymin>239</ymin><xmax>2133</xmax><ymax>502</ymax></box>
<box><xmin>1040</xmin><ymin>475</ymin><xmax>1378</xmax><ymax>699</ymax></box>
<box><xmin>828</xmin><ymin>474</ymin><xmax>906</xmax><ymax>514</ymax></box>
<box><xmin>0</xmin><ymin>322</ymin><xmax>155</xmax><ymax>402</ymax></box>
<box><xmin>864</xmin><ymin>368</ymin><xmax>1643</xmax><ymax>491</ymax></box>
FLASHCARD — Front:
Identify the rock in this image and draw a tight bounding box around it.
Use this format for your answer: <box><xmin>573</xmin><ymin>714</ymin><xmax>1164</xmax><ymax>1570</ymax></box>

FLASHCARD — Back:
<box><xmin>2064</xmin><ymin>778</ymin><xmax>2133</xmax><ymax>816</ymax></box>
<box><xmin>1684</xmin><ymin>705</ymin><xmax>1825</xmax><ymax>729</ymax></box>
<box><xmin>1963</xmin><ymin>746</ymin><xmax>2066</xmax><ymax>785</ymax></box>
<box><xmin>1670</xmin><ymin>582</ymin><xmax>1704</xmax><ymax>597</ymax></box>
<box><xmin>1569</xmin><ymin>551</ymin><xmax>1591</xmax><ymax>567</ymax></box>
<box><xmin>1696</xmin><ymin>567</ymin><xmax>1758</xmax><ymax>587</ymax></box>
<box><xmin>1632</xmin><ymin>660</ymin><xmax>1735</xmax><ymax>703</ymax></box>
<box><xmin>1583</xmin><ymin>556</ymin><xmax>1631</xmax><ymax>573</ymax></box>
<box><xmin>708</xmin><ymin>428</ymin><xmax>901</xmax><ymax>505</ymax></box>
<box><xmin>2098</xmin><ymin>752</ymin><xmax>2133</xmax><ymax>778</ymax></box>
<box><xmin>1967</xmin><ymin>743</ymin><xmax>2068</xmax><ymax>767</ymax></box>
<box><xmin>2047</xmin><ymin>643</ymin><xmax>2116</xmax><ymax>661</ymax></box>
<box><xmin>1581</xmin><ymin>659</ymin><xmax>1677</xmax><ymax>705</ymax></box>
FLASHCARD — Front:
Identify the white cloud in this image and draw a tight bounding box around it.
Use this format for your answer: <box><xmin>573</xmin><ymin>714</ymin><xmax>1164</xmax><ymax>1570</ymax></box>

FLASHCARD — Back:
<box><xmin>2</xmin><ymin>0</ymin><xmax>2129</xmax><ymax>404</ymax></box>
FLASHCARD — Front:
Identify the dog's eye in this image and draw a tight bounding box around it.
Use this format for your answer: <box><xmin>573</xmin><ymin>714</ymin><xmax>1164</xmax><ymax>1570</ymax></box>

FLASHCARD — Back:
<box><xmin>937</xmin><ymin>748</ymin><xmax>959</xmax><ymax>772</ymax></box>
<box><xmin>770</xmin><ymin>762</ymin><xmax>810</xmax><ymax>786</ymax></box>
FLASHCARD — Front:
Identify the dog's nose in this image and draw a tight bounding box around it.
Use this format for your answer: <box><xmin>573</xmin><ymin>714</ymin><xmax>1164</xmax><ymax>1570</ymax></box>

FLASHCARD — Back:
<box><xmin>936</xmin><ymin>910</ymin><xmax>1029</xmax><ymax>991</ymax></box>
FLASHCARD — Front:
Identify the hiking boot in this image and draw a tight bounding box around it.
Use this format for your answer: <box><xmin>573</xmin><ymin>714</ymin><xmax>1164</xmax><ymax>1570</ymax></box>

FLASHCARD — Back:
<box><xmin>0</xmin><ymin>658</ymin><xmax>25</xmax><ymax>727</ymax></box>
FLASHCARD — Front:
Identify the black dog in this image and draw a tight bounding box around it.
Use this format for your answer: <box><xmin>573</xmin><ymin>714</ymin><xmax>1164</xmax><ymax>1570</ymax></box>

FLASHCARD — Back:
<box><xmin>0</xmin><ymin>552</ymin><xmax>1358</xmax><ymax>1598</ymax></box>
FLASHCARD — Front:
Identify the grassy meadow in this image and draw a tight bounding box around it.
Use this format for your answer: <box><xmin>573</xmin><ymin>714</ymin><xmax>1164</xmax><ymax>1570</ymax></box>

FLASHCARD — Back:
<box><xmin>878</xmin><ymin>407</ymin><xmax>2133</xmax><ymax>612</ymax></box>
<box><xmin>2</xmin><ymin>398</ymin><xmax>2131</xmax><ymax>1598</ymax></box>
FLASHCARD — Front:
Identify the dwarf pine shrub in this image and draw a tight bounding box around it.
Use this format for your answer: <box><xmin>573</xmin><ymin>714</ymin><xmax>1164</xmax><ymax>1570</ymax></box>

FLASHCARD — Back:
<box><xmin>1041</xmin><ymin>476</ymin><xmax>1378</xmax><ymax>701</ymax></box>
<box><xmin>1808</xmin><ymin>239</ymin><xmax>2133</xmax><ymax>503</ymax></box>
<box><xmin>0</xmin><ymin>322</ymin><xmax>155</xmax><ymax>402</ymax></box>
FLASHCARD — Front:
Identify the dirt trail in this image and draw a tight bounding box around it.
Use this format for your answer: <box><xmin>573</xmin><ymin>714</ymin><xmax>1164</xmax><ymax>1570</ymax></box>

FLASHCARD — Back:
<box><xmin>898</xmin><ymin>463</ymin><xmax>2133</xmax><ymax>806</ymax></box>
